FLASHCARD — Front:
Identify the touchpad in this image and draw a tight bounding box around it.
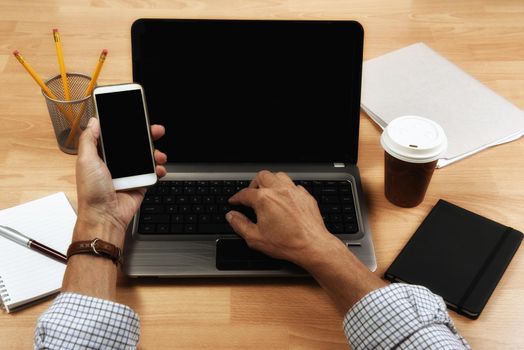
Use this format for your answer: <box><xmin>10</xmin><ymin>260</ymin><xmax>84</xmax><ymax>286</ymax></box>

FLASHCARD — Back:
<box><xmin>216</xmin><ymin>239</ymin><xmax>283</xmax><ymax>270</ymax></box>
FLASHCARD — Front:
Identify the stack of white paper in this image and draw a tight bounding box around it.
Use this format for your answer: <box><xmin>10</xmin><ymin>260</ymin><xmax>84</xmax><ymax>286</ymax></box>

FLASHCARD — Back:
<box><xmin>361</xmin><ymin>42</ymin><xmax>524</xmax><ymax>168</ymax></box>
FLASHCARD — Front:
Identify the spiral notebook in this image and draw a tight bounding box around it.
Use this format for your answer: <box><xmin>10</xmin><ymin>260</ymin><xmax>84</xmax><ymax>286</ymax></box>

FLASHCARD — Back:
<box><xmin>0</xmin><ymin>193</ymin><xmax>76</xmax><ymax>313</ymax></box>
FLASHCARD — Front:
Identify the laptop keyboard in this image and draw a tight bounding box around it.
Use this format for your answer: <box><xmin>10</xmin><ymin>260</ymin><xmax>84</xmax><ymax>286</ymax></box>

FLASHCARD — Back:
<box><xmin>138</xmin><ymin>180</ymin><xmax>359</xmax><ymax>235</ymax></box>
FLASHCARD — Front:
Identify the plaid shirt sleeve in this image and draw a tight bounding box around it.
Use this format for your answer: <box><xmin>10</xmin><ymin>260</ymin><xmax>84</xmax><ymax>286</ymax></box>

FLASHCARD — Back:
<box><xmin>343</xmin><ymin>283</ymin><xmax>471</xmax><ymax>349</ymax></box>
<box><xmin>34</xmin><ymin>292</ymin><xmax>140</xmax><ymax>349</ymax></box>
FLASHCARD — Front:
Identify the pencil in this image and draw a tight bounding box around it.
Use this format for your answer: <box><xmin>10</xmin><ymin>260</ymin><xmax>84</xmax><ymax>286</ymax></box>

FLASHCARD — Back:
<box><xmin>13</xmin><ymin>50</ymin><xmax>56</xmax><ymax>99</ymax></box>
<box><xmin>13</xmin><ymin>50</ymin><xmax>74</xmax><ymax>124</ymax></box>
<box><xmin>84</xmin><ymin>49</ymin><xmax>107</xmax><ymax>96</ymax></box>
<box><xmin>53</xmin><ymin>29</ymin><xmax>71</xmax><ymax>101</ymax></box>
<box><xmin>65</xmin><ymin>49</ymin><xmax>108</xmax><ymax>147</ymax></box>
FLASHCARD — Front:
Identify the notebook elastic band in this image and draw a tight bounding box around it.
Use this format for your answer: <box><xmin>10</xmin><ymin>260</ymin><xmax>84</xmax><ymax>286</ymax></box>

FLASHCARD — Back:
<box><xmin>457</xmin><ymin>226</ymin><xmax>513</xmax><ymax>312</ymax></box>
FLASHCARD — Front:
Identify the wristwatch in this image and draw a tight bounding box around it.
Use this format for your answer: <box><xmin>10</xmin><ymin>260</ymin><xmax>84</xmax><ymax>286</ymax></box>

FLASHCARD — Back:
<box><xmin>67</xmin><ymin>238</ymin><xmax>122</xmax><ymax>266</ymax></box>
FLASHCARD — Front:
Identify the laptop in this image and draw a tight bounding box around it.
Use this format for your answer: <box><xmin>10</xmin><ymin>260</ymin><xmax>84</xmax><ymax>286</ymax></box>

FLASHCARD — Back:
<box><xmin>124</xmin><ymin>19</ymin><xmax>377</xmax><ymax>277</ymax></box>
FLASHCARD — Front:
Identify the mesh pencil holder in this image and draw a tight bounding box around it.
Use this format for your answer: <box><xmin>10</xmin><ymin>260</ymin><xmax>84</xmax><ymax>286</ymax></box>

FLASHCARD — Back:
<box><xmin>42</xmin><ymin>73</ymin><xmax>95</xmax><ymax>155</ymax></box>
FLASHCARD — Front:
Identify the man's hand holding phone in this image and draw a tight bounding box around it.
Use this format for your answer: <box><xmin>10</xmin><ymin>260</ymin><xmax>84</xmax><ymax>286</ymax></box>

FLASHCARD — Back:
<box><xmin>74</xmin><ymin>117</ymin><xmax>167</xmax><ymax>249</ymax></box>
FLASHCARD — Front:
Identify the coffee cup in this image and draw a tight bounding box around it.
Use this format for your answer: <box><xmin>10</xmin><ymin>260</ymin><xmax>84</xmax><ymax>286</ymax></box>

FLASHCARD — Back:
<box><xmin>380</xmin><ymin>116</ymin><xmax>447</xmax><ymax>208</ymax></box>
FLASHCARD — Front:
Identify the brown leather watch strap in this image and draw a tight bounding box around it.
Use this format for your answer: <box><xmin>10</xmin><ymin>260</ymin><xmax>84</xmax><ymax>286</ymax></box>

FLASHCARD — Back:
<box><xmin>67</xmin><ymin>238</ymin><xmax>122</xmax><ymax>266</ymax></box>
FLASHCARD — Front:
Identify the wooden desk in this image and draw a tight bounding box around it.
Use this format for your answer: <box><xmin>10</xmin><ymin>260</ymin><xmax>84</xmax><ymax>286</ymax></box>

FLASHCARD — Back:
<box><xmin>1</xmin><ymin>1</ymin><xmax>523</xmax><ymax>348</ymax></box>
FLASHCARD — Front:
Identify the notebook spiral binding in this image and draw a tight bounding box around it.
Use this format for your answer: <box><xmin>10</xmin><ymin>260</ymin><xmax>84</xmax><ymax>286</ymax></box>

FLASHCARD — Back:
<box><xmin>0</xmin><ymin>276</ymin><xmax>11</xmax><ymax>310</ymax></box>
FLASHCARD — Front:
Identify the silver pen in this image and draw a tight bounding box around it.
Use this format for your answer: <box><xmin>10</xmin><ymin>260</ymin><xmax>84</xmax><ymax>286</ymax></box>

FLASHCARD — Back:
<box><xmin>0</xmin><ymin>225</ymin><xmax>67</xmax><ymax>264</ymax></box>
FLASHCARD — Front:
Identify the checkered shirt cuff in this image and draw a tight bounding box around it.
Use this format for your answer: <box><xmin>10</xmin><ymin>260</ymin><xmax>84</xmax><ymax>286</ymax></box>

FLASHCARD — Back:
<box><xmin>34</xmin><ymin>292</ymin><xmax>140</xmax><ymax>349</ymax></box>
<box><xmin>343</xmin><ymin>283</ymin><xmax>471</xmax><ymax>349</ymax></box>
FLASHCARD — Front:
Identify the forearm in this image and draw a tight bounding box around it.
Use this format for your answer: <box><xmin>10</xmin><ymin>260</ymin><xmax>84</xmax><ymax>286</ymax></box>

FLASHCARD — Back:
<box><xmin>35</xmin><ymin>220</ymin><xmax>140</xmax><ymax>349</ymax></box>
<box><xmin>62</xmin><ymin>218</ymin><xmax>122</xmax><ymax>300</ymax></box>
<box><xmin>300</xmin><ymin>236</ymin><xmax>387</xmax><ymax>313</ymax></box>
<box><xmin>300</xmin><ymin>236</ymin><xmax>469</xmax><ymax>349</ymax></box>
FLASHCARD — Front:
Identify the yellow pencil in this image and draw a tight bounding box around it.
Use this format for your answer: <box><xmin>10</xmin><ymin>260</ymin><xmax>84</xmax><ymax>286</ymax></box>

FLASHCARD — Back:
<box><xmin>13</xmin><ymin>50</ymin><xmax>56</xmax><ymax>99</ymax></box>
<box><xmin>65</xmin><ymin>49</ymin><xmax>108</xmax><ymax>147</ymax></box>
<box><xmin>13</xmin><ymin>50</ymin><xmax>74</xmax><ymax>124</ymax></box>
<box><xmin>84</xmin><ymin>49</ymin><xmax>107</xmax><ymax>96</ymax></box>
<box><xmin>53</xmin><ymin>29</ymin><xmax>71</xmax><ymax>101</ymax></box>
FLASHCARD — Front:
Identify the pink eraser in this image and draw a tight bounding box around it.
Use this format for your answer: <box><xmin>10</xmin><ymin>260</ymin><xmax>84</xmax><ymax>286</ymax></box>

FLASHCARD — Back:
<box><xmin>13</xmin><ymin>50</ymin><xmax>19</xmax><ymax>56</ymax></box>
<box><xmin>53</xmin><ymin>28</ymin><xmax>58</xmax><ymax>33</ymax></box>
<box><xmin>102</xmin><ymin>49</ymin><xmax>108</xmax><ymax>55</ymax></box>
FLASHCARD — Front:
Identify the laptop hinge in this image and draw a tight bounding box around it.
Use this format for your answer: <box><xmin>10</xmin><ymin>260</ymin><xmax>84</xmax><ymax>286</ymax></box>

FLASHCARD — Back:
<box><xmin>333</xmin><ymin>163</ymin><xmax>346</xmax><ymax>168</ymax></box>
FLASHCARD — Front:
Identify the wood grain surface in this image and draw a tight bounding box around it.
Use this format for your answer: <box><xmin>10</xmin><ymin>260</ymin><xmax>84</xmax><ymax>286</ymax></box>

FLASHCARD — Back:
<box><xmin>1</xmin><ymin>1</ymin><xmax>523</xmax><ymax>349</ymax></box>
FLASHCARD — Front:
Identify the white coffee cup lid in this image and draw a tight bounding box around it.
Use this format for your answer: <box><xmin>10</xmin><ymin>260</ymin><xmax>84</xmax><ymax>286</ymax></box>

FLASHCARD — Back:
<box><xmin>380</xmin><ymin>116</ymin><xmax>447</xmax><ymax>163</ymax></box>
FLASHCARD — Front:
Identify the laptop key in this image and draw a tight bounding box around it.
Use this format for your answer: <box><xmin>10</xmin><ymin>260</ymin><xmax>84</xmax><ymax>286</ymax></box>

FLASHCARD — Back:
<box><xmin>341</xmin><ymin>196</ymin><xmax>354</xmax><ymax>203</ymax></box>
<box><xmin>176</xmin><ymin>196</ymin><xmax>188</xmax><ymax>204</ymax></box>
<box><xmin>144</xmin><ymin>195</ymin><xmax>162</xmax><ymax>204</ymax></box>
<box><xmin>170</xmin><ymin>187</ymin><xmax>182</xmax><ymax>194</ymax></box>
<box><xmin>200</xmin><ymin>214</ymin><xmax>211</xmax><ymax>223</ymax></box>
<box><xmin>179</xmin><ymin>205</ymin><xmax>191</xmax><ymax>213</ymax></box>
<box><xmin>184</xmin><ymin>224</ymin><xmax>197</xmax><ymax>233</ymax></box>
<box><xmin>171</xmin><ymin>214</ymin><xmax>184</xmax><ymax>224</ymax></box>
<box><xmin>342</xmin><ymin>205</ymin><xmax>355</xmax><ymax>213</ymax></box>
<box><xmin>324</xmin><ymin>205</ymin><xmax>341</xmax><ymax>213</ymax></box>
<box><xmin>212</xmin><ymin>214</ymin><xmax>226</xmax><ymax>223</ymax></box>
<box><xmin>206</xmin><ymin>205</ymin><xmax>218</xmax><ymax>213</ymax></box>
<box><xmin>157</xmin><ymin>187</ymin><xmax>169</xmax><ymax>195</ymax></box>
<box><xmin>321</xmin><ymin>195</ymin><xmax>339</xmax><ymax>203</ymax></box>
<box><xmin>344</xmin><ymin>223</ymin><xmax>359</xmax><ymax>233</ymax></box>
<box><xmin>332</xmin><ymin>223</ymin><xmax>344</xmax><ymax>233</ymax></box>
<box><xmin>198</xmin><ymin>224</ymin><xmax>234</xmax><ymax>234</ymax></box>
<box><xmin>223</xmin><ymin>187</ymin><xmax>235</xmax><ymax>195</ymax></box>
<box><xmin>330</xmin><ymin>214</ymin><xmax>342</xmax><ymax>222</ymax></box>
<box><xmin>141</xmin><ymin>204</ymin><xmax>164</xmax><ymax>214</ymax></box>
<box><xmin>216</xmin><ymin>196</ymin><xmax>228</xmax><ymax>204</ymax></box>
<box><xmin>157</xmin><ymin>224</ymin><xmax>170</xmax><ymax>233</ymax></box>
<box><xmin>193</xmin><ymin>205</ymin><xmax>204</xmax><ymax>214</ymax></box>
<box><xmin>170</xmin><ymin>224</ymin><xmax>184</xmax><ymax>233</ymax></box>
<box><xmin>139</xmin><ymin>223</ymin><xmax>156</xmax><ymax>233</ymax></box>
<box><xmin>343</xmin><ymin>214</ymin><xmax>356</xmax><ymax>222</ymax></box>
<box><xmin>186</xmin><ymin>215</ymin><xmax>197</xmax><ymax>224</ymax></box>
<box><xmin>163</xmin><ymin>196</ymin><xmax>175</xmax><ymax>204</ymax></box>
<box><xmin>141</xmin><ymin>214</ymin><xmax>170</xmax><ymax>223</ymax></box>
<box><xmin>166</xmin><ymin>205</ymin><xmax>177</xmax><ymax>213</ymax></box>
<box><xmin>184</xmin><ymin>186</ymin><xmax>195</xmax><ymax>194</ymax></box>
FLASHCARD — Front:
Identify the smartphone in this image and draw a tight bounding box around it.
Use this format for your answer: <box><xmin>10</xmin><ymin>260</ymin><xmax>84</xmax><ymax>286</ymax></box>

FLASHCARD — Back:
<box><xmin>92</xmin><ymin>83</ymin><xmax>157</xmax><ymax>191</ymax></box>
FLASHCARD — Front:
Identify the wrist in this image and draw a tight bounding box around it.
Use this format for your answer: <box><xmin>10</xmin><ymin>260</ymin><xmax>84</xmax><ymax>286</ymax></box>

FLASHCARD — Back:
<box><xmin>73</xmin><ymin>217</ymin><xmax>126</xmax><ymax>249</ymax></box>
<box><xmin>297</xmin><ymin>234</ymin><xmax>350</xmax><ymax>274</ymax></box>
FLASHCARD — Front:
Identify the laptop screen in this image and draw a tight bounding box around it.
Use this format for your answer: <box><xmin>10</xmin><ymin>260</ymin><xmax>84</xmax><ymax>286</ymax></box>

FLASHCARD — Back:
<box><xmin>132</xmin><ymin>19</ymin><xmax>363</xmax><ymax>163</ymax></box>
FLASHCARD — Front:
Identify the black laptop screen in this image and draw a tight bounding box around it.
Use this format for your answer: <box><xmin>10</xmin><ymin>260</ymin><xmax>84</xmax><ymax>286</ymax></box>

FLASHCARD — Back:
<box><xmin>132</xmin><ymin>19</ymin><xmax>363</xmax><ymax>163</ymax></box>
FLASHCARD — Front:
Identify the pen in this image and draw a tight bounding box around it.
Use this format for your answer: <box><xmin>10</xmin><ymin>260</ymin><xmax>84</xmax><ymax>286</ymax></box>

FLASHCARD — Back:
<box><xmin>0</xmin><ymin>225</ymin><xmax>67</xmax><ymax>264</ymax></box>
<box><xmin>53</xmin><ymin>29</ymin><xmax>71</xmax><ymax>101</ymax></box>
<box><xmin>65</xmin><ymin>49</ymin><xmax>108</xmax><ymax>147</ymax></box>
<box><xmin>13</xmin><ymin>50</ymin><xmax>74</xmax><ymax>124</ymax></box>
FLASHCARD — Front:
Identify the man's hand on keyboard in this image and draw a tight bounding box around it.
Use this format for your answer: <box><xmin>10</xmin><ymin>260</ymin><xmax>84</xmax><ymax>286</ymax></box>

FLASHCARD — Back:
<box><xmin>227</xmin><ymin>170</ymin><xmax>341</xmax><ymax>268</ymax></box>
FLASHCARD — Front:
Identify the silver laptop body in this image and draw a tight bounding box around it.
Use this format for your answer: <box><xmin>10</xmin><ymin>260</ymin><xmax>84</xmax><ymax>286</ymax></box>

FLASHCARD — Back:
<box><xmin>124</xmin><ymin>19</ymin><xmax>377</xmax><ymax>277</ymax></box>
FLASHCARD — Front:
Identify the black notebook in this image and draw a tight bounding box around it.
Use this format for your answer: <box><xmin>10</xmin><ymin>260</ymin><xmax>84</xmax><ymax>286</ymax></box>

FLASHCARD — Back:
<box><xmin>384</xmin><ymin>199</ymin><xmax>522</xmax><ymax>319</ymax></box>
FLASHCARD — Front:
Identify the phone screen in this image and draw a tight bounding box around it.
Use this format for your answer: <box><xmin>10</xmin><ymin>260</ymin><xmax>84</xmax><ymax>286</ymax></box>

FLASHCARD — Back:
<box><xmin>95</xmin><ymin>89</ymin><xmax>155</xmax><ymax>179</ymax></box>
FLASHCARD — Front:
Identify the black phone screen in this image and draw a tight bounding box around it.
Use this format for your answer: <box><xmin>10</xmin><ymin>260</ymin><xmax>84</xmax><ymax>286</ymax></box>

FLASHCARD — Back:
<box><xmin>95</xmin><ymin>89</ymin><xmax>155</xmax><ymax>179</ymax></box>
